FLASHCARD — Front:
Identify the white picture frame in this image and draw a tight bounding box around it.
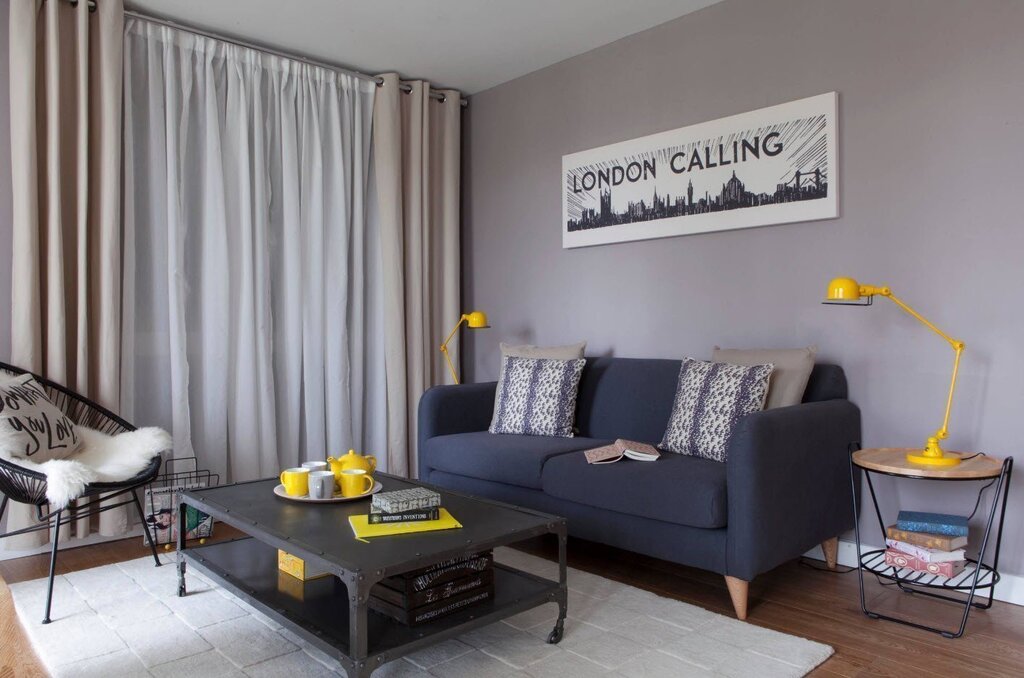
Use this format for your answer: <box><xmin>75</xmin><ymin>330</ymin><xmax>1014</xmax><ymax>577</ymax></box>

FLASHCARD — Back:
<box><xmin>562</xmin><ymin>92</ymin><xmax>839</xmax><ymax>249</ymax></box>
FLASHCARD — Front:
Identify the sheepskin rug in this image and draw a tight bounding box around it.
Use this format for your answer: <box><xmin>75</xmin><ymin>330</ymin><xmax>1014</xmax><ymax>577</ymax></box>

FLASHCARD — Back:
<box><xmin>0</xmin><ymin>427</ymin><xmax>171</xmax><ymax>508</ymax></box>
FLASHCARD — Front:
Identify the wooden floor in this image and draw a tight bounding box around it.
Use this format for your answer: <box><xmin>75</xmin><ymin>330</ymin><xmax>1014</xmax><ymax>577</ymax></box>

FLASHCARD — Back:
<box><xmin>2</xmin><ymin>531</ymin><xmax>1022</xmax><ymax>677</ymax></box>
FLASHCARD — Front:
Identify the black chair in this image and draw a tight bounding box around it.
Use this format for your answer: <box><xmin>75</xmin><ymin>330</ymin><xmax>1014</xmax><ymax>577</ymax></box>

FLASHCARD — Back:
<box><xmin>0</xmin><ymin>362</ymin><xmax>163</xmax><ymax>623</ymax></box>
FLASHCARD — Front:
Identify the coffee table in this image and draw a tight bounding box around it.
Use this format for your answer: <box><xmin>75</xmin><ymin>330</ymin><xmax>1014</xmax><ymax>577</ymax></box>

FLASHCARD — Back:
<box><xmin>176</xmin><ymin>473</ymin><xmax>568</xmax><ymax>678</ymax></box>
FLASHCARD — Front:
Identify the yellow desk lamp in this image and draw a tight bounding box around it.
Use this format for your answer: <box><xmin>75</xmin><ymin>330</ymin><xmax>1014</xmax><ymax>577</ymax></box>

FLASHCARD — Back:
<box><xmin>824</xmin><ymin>277</ymin><xmax>964</xmax><ymax>467</ymax></box>
<box><xmin>440</xmin><ymin>311</ymin><xmax>489</xmax><ymax>384</ymax></box>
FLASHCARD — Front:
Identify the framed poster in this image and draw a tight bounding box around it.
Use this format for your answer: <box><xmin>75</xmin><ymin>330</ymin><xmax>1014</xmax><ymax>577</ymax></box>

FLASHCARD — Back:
<box><xmin>562</xmin><ymin>92</ymin><xmax>838</xmax><ymax>248</ymax></box>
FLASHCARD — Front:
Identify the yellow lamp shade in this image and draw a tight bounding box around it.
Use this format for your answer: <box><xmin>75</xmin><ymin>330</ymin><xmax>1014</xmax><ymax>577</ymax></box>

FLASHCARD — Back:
<box><xmin>826</xmin><ymin>277</ymin><xmax>863</xmax><ymax>302</ymax></box>
<box><xmin>464</xmin><ymin>311</ymin><xmax>490</xmax><ymax>328</ymax></box>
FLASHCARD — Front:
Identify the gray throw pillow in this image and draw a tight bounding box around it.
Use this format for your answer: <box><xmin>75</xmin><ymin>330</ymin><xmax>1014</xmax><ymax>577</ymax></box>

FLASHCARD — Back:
<box><xmin>489</xmin><ymin>356</ymin><xmax>586</xmax><ymax>437</ymax></box>
<box><xmin>713</xmin><ymin>346</ymin><xmax>816</xmax><ymax>409</ymax></box>
<box><xmin>500</xmin><ymin>341</ymin><xmax>586</xmax><ymax>360</ymax></box>
<box><xmin>660</xmin><ymin>357</ymin><xmax>773</xmax><ymax>462</ymax></box>
<box><xmin>0</xmin><ymin>373</ymin><xmax>81</xmax><ymax>461</ymax></box>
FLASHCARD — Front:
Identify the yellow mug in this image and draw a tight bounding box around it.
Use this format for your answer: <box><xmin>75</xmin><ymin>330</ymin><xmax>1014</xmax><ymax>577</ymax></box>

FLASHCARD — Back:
<box><xmin>339</xmin><ymin>468</ymin><xmax>373</xmax><ymax>497</ymax></box>
<box><xmin>280</xmin><ymin>467</ymin><xmax>310</xmax><ymax>497</ymax></box>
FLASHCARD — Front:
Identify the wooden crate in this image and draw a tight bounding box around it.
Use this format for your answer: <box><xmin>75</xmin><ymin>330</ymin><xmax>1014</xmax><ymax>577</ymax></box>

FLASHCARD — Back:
<box><xmin>370</xmin><ymin>579</ymin><xmax>495</xmax><ymax>626</ymax></box>
<box><xmin>379</xmin><ymin>551</ymin><xmax>493</xmax><ymax>594</ymax></box>
<box><xmin>370</xmin><ymin>550</ymin><xmax>494</xmax><ymax>625</ymax></box>
<box><xmin>373</xmin><ymin>569</ymin><xmax>494</xmax><ymax>609</ymax></box>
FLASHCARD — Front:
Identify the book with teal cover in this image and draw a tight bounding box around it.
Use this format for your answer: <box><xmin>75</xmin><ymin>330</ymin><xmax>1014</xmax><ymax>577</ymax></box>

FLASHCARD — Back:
<box><xmin>896</xmin><ymin>510</ymin><xmax>968</xmax><ymax>537</ymax></box>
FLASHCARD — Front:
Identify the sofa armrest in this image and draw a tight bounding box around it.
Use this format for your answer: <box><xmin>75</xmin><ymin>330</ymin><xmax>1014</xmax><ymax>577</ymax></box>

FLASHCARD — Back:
<box><xmin>418</xmin><ymin>382</ymin><xmax>497</xmax><ymax>479</ymax></box>
<box><xmin>418</xmin><ymin>382</ymin><xmax>497</xmax><ymax>440</ymax></box>
<box><xmin>725</xmin><ymin>399</ymin><xmax>861</xmax><ymax>581</ymax></box>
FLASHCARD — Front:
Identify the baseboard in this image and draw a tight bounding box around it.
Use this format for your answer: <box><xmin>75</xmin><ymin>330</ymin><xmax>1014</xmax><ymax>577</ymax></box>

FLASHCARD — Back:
<box><xmin>803</xmin><ymin>539</ymin><xmax>1024</xmax><ymax>608</ymax></box>
<box><xmin>0</xmin><ymin>526</ymin><xmax>144</xmax><ymax>562</ymax></box>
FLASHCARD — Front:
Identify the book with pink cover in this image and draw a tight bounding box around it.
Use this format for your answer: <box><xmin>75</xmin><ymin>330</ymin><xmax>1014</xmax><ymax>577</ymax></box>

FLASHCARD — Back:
<box><xmin>884</xmin><ymin>548</ymin><xmax>966</xmax><ymax>578</ymax></box>
<box><xmin>884</xmin><ymin>538</ymin><xmax>965</xmax><ymax>563</ymax></box>
<box><xmin>584</xmin><ymin>439</ymin><xmax>660</xmax><ymax>464</ymax></box>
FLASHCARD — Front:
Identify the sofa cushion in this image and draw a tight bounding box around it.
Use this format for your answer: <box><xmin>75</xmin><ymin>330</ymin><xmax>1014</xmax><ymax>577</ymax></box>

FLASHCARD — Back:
<box><xmin>500</xmin><ymin>341</ymin><xmax>586</xmax><ymax>360</ymax></box>
<box><xmin>574</xmin><ymin>357</ymin><xmax>681</xmax><ymax>441</ymax></box>
<box><xmin>713</xmin><ymin>346</ymin><xmax>816</xmax><ymax>409</ymax></box>
<box><xmin>660</xmin><ymin>358</ymin><xmax>773</xmax><ymax>462</ymax></box>
<box><xmin>489</xmin><ymin>357</ymin><xmax>586</xmax><ymax>437</ymax></box>
<box><xmin>420</xmin><ymin>431</ymin><xmax>611</xmax><ymax>489</ymax></box>
<box><xmin>542</xmin><ymin>450</ymin><xmax>728</xmax><ymax>529</ymax></box>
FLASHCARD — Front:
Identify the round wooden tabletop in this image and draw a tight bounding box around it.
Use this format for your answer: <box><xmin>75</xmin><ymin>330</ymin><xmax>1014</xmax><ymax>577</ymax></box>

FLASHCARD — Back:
<box><xmin>853</xmin><ymin>447</ymin><xmax>1005</xmax><ymax>479</ymax></box>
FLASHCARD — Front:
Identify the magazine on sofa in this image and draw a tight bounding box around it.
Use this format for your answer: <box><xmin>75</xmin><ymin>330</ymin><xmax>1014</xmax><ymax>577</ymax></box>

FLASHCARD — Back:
<box><xmin>584</xmin><ymin>439</ymin><xmax>661</xmax><ymax>464</ymax></box>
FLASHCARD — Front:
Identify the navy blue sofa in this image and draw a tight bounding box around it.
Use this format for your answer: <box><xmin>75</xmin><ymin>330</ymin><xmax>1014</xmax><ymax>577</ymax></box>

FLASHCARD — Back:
<box><xmin>418</xmin><ymin>357</ymin><xmax>860</xmax><ymax>619</ymax></box>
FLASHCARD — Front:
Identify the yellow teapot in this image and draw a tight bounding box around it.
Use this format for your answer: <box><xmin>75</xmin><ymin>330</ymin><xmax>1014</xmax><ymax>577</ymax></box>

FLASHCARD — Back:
<box><xmin>328</xmin><ymin>449</ymin><xmax>377</xmax><ymax>477</ymax></box>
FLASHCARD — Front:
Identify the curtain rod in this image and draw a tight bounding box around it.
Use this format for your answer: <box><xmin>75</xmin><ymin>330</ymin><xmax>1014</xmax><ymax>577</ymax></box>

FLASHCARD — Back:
<box><xmin>123</xmin><ymin>10</ymin><xmax>468</xmax><ymax>107</ymax></box>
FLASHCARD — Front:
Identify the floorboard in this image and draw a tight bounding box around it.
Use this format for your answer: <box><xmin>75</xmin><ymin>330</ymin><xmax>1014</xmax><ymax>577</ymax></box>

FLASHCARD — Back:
<box><xmin>1</xmin><ymin>530</ymin><xmax>1020</xmax><ymax>677</ymax></box>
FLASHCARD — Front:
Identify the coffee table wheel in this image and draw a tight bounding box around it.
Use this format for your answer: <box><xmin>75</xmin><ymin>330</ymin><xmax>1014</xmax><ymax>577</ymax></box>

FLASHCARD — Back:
<box><xmin>547</xmin><ymin>619</ymin><xmax>565</xmax><ymax>644</ymax></box>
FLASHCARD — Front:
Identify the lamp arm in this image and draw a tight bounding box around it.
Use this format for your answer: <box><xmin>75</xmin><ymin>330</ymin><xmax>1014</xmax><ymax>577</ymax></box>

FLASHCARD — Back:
<box><xmin>937</xmin><ymin>344</ymin><xmax>964</xmax><ymax>441</ymax></box>
<box><xmin>442</xmin><ymin>315</ymin><xmax>468</xmax><ymax>349</ymax></box>
<box><xmin>880</xmin><ymin>291</ymin><xmax>961</xmax><ymax>350</ymax></box>
<box><xmin>880</xmin><ymin>290</ymin><xmax>966</xmax><ymax>447</ymax></box>
<box><xmin>440</xmin><ymin>315</ymin><xmax>467</xmax><ymax>385</ymax></box>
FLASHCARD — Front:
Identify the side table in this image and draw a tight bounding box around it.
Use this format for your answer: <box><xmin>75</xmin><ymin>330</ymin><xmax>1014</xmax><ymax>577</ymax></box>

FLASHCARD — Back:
<box><xmin>850</xmin><ymin>447</ymin><xmax>1013</xmax><ymax>638</ymax></box>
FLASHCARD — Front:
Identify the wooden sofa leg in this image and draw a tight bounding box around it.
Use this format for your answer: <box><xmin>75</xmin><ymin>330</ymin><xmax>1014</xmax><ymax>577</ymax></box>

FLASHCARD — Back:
<box><xmin>724</xmin><ymin>575</ymin><xmax>749</xmax><ymax>620</ymax></box>
<box><xmin>821</xmin><ymin>537</ymin><xmax>839</xmax><ymax>570</ymax></box>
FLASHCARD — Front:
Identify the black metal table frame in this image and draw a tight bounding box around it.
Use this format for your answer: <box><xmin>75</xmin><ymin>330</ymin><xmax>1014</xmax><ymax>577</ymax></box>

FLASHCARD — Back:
<box><xmin>849</xmin><ymin>448</ymin><xmax>1014</xmax><ymax>638</ymax></box>
<box><xmin>176</xmin><ymin>476</ymin><xmax>568</xmax><ymax>678</ymax></box>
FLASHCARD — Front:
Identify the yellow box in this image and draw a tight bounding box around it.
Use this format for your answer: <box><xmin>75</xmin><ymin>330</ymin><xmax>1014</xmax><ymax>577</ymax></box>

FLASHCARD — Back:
<box><xmin>277</xmin><ymin>570</ymin><xmax>306</xmax><ymax>601</ymax></box>
<box><xmin>277</xmin><ymin>549</ymin><xmax>331</xmax><ymax>581</ymax></box>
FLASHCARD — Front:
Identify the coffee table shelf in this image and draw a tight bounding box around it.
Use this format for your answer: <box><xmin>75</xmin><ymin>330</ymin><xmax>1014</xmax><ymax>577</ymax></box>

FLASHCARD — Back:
<box><xmin>183</xmin><ymin>536</ymin><xmax>562</xmax><ymax>659</ymax></box>
<box><xmin>177</xmin><ymin>474</ymin><xmax>568</xmax><ymax>677</ymax></box>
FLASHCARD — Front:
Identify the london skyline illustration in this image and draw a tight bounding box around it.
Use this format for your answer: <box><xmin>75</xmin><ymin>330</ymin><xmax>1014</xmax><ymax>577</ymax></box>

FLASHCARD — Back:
<box><xmin>566</xmin><ymin>167</ymin><xmax>828</xmax><ymax>232</ymax></box>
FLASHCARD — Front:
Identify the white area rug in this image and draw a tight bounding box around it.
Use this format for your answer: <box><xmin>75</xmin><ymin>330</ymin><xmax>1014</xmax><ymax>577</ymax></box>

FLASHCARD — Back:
<box><xmin>10</xmin><ymin>548</ymin><xmax>832</xmax><ymax>677</ymax></box>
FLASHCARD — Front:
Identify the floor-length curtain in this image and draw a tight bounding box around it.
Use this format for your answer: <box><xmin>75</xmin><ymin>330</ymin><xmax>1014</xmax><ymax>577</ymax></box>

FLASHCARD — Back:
<box><xmin>6</xmin><ymin>0</ymin><xmax>125</xmax><ymax>549</ymax></box>
<box><xmin>120</xmin><ymin>19</ymin><xmax>385</xmax><ymax>483</ymax></box>
<box><xmin>373</xmin><ymin>74</ymin><xmax>461</xmax><ymax>478</ymax></box>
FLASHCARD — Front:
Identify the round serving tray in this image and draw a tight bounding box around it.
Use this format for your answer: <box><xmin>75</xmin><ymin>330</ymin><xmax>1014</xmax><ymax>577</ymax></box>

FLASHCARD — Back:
<box><xmin>273</xmin><ymin>480</ymin><xmax>383</xmax><ymax>503</ymax></box>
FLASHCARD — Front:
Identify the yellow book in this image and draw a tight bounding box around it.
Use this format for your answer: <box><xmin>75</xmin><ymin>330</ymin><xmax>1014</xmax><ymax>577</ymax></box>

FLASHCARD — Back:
<box><xmin>348</xmin><ymin>508</ymin><xmax>461</xmax><ymax>539</ymax></box>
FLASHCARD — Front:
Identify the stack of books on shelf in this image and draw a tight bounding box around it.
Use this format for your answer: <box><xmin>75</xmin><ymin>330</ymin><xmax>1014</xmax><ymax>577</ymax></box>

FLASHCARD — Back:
<box><xmin>348</xmin><ymin>487</ymin><xmax>462</xmax><ymax>539</ymax></box>
<box><xmin>885</xmin><ymin>510</ymin><xmax>969</xmax><ymax>578</ymax></box>
<box><xmin>370</xmin><ymin>551</ymin><xmax>495</xmax><ymax>625</ymax></box>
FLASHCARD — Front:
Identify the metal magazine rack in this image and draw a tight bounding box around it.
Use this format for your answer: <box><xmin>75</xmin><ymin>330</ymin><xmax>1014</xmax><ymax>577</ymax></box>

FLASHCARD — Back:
<box><xmin>143</xmin><ymin>456</ymin><xmax>219</xmax><ymax>548</ymax></box>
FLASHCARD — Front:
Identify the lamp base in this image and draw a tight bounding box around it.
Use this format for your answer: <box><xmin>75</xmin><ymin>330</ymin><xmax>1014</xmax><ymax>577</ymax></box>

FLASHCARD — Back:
<box><xmin>905</xmin><ymin>450</ymin><xmax>962</xmax><ymax>467</ymax></box>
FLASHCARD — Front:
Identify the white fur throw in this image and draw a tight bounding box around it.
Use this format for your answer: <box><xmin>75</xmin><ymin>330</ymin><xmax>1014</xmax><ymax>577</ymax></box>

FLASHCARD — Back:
<box><xmin>0</xmin><ymin>427</ymin><xmax>171</xmax><ymax>508</ymax></box>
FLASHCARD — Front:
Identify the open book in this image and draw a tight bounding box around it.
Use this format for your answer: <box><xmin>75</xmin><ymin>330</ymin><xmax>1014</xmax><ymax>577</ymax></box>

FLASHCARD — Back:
<box><xmin>584</xmin><ymin>439</ymin><xmax>661</xmax><ymax>464</ymax></box>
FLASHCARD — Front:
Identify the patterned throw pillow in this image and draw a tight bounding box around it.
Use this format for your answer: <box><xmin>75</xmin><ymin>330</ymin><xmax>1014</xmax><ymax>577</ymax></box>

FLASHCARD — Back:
<box><xmin>660</xmin><ymin>358</ymin><xmax>773</xmax><ymax>462</ymax></box>
<box><xmin>489</xmin><ymin>356</ymin><xmax>587</xmax><ymax>437</ymax></box>
<box><xmin>0</xmin><ymin>373</ymin><xmax>81</xmax><ymax>462</ymax></box>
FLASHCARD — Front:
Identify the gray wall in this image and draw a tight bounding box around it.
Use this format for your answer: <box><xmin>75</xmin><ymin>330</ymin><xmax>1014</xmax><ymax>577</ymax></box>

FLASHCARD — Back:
<box><xmin>0</xmin><ymin>2</ymin><xmax>11</xmax><ymax>363</ymax></box>
<box><xmin>463</xmin><ymin>0</ymin><xmax>1024</xmax><ymax>574</ymax></box>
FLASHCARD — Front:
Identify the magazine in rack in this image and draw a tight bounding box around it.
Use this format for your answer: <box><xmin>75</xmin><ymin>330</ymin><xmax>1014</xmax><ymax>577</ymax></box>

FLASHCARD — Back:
<box><xmin>143</xmin><ymin>456</ymin><xmax>218</xmax><ymax>546</ymax></box>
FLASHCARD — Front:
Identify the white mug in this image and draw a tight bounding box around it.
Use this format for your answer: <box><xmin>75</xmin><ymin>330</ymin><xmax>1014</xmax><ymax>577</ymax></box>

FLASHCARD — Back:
<box><xmin>308</xmin><ymin>470</ymin><xmax>335</xmax><ymax>499</ymax></box>
<box><xmin>302</xmin><ymin>461</ymin><xmax>329</xmax><ymax>473</ymax></box>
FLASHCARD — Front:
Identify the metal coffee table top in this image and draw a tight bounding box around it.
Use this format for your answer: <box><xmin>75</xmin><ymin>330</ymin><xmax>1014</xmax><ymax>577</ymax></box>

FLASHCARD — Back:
<box><xmin>183</xmin><ymin>473</ymin><xmax>559</xmax><ymax>576</ymax></box>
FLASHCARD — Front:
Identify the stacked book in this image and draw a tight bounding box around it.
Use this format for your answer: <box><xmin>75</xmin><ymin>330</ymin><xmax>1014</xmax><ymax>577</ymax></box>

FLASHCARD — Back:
<box><xmin>369</xmin><ymin>487</ymin><xmax>443</xmax><ymax>524</ymax></box>
<box><xmin>370</xmin><ymin>551</ymin><xmax>495</xmax><ymax>625</ymax></box>
<box><xmin>349</xmin><ymin>487</ymin><xmax>462</xmax><ymax>540</ymax></box>
<box><xmin>885</xmin><ymin>510</ymin><xmax>969</xmax><ymax>577</ymax></box>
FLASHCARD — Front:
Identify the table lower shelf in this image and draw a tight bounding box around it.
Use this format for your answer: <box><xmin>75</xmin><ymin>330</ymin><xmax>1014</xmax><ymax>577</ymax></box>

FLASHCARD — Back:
<box><xmin>181</xmin><ymin>536</ymin><xmax>562</xmax><ymax>661</ymax></box>
<box><xmin>860</xmin><ymin>549</ymin><xmax>1000</xmax><ymax>591</ymax></box>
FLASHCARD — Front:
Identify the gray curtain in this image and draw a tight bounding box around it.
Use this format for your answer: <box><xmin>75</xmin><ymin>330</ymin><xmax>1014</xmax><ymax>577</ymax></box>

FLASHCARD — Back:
<box><xmin>120</xmin><ymin>18</ymin><xmax>384</xmax><ymax>484</ymax></box>
<box><xmin>6</xmin><ymin>0</ymin><xmax>126</xmax><ymax>549</ymax></box>
<box><xmin>373</xmin><ymin>74</ymin><xmax>461</xmax><ymax>477</ymax></box>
